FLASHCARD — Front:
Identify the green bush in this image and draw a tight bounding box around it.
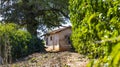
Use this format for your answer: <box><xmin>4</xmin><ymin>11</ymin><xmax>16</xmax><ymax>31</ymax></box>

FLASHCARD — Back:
<box><xmin>0</xmin><ymin>23</ymin><xmax>18</xmax><ymax>63</ymax></box>
<box><xmin>12</xmin><ymin>31</ymin><xmax>45</xmax><ymax>58</ymax></box>
<box><xmin>0</xmin><ymin>23</ymin><xmax>45</xmax><ymax>62</ymax></box>
<box><xmin>11</xmin><ymin>30</ymin><xmax>32</xmax><ymax>58</ymax></box>
<box><xmin>87</xmin><ymin>43</ymin><xmax>120</xmax><ymax>67</ymax></box>
<box><xmin>27</xmin><ymin>36</ymin><xmax>45</xmax><ymax>54</ymax></box>
<box><xmin>69</xmin><ymin>0</ymin><xmax>120</xmax><ymax>58</ymax></box>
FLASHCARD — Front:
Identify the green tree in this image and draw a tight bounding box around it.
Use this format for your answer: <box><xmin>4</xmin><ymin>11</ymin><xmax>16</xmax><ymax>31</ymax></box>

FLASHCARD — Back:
<box><xmin>0</xmin><ymin>0</ymin><xmax>69</xmax><ymax>35</ymax></box>
<box><xmin>69</xmin><ymin>0</ymin><xmax>120</xmax><ymax>58</ymax></box>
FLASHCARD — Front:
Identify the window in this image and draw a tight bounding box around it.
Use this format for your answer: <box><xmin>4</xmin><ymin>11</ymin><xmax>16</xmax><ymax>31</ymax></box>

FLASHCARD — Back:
<box><xmin>65</xmin><ymin>35</ymin><xmax>71</xmax><ymax>45</ymax></box>
<box><xmin>46</xmin><ymin>38</ymin><xmax>48</xmax><ymax>45</ymax></box>
<box><xmin>50</xmin><ymin>36</ymin><xmax>52</xmax><ymax>40</ymax></box>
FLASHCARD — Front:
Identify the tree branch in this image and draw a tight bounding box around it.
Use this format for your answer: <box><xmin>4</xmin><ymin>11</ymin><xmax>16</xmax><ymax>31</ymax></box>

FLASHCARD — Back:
<box><xmin>51</xmin><ymin>8</ymin><xmax>69</xmax><ymax>19</ymax></box>
<box><xmin>37</xmin><ymin>8</ymin><xmax>69</xmax><ymax>19</ymax></box>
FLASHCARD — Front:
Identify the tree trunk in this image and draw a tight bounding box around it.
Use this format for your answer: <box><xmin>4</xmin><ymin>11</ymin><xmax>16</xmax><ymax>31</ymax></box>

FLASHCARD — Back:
<box><xmin>27</xmin><ymin>23</ymin><xmax>38</xmax><ymax>36</ymax></box>
<box><xmin>26</xmin><ymin>17</ymin><xmax>38</xmax><ymax>36</ymax></box>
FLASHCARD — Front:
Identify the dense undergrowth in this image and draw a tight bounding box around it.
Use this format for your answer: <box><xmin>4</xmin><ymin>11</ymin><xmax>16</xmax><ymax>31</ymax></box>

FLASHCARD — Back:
<box><xmin>69</xmin><ymin>0</ymin><xmax>120</xmax><ymax>66</ymax></box>
<box><xmin>0</xmin><ymin>23</ymin><xmax>44</xmax><ymax>64</ymax></box>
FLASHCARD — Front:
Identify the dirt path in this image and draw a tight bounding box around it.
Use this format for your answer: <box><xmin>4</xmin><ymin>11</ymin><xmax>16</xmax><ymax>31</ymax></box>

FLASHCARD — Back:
<box><xmin>0</xmin><ymin>51</ymin><xmax>89</xmax><ymax>67</ymax></box>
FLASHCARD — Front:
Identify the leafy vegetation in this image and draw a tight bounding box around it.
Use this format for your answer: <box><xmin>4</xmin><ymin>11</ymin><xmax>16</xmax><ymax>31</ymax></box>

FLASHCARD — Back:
<box><xmin>0</xmin><ymin>0</ymin><xmax>71</xmax><ymax>65</ymax></box>
<box><xmin>69</xmin><ymin>0</ymin><xmax>120</xmax><ymax>58</ymax></box>
<box><xmin>69</xmin><ymin>0</ymin><xmax>120</xmax><ymax>66</ymax></box>
<box><xmin>1</xmin><ymin>0</ymin><xmax>120</xmax><ymax>66</ymax></box>
<box><xmin>87</xmin><ymin>43</ymin><xmax>120</xmax><ymax>67</ymax></box>
<box><xmin>0</xmin><ymin>0</ymin><xmax>70</xmax><ymax>65</ymax></box>
<box><xmin>0</xmin><ymin>0</ymin><xmax>69</xmax><ymax>35</ymax></box>
<box><xmin>0</xmin><ymin>23</ymin><xmax>44</xmax><ymax>63</ymax></box>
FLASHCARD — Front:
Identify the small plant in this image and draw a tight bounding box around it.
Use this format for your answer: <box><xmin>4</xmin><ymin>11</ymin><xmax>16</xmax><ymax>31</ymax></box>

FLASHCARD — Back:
<box><xmin>63</xmin><ymin>64</ymin><xmax>70</xmax><ymax>67</ymax></box>
<box><xmin>29</xmin><ymin>57</ymin><xmax>37</xmax><ymax>63</ymax></box>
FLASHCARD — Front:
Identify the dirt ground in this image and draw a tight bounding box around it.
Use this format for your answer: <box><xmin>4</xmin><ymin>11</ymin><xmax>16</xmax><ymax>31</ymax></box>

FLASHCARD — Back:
<box><xmin>0</xmin><ymin>51</ymin><xmax>89</xmax><ymax>67</ymax></box>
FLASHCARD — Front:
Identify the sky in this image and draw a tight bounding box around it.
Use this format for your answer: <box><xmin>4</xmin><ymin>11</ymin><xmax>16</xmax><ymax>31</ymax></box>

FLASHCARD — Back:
<box><xmin>0</xmin><ymin>13</ymin><xmax>3</xmax><ymax>20</ymax></box>
<box><xmin>0</xmin><ymin>17</ymin><xmax>2</xmax><ymax>21</ymax></box>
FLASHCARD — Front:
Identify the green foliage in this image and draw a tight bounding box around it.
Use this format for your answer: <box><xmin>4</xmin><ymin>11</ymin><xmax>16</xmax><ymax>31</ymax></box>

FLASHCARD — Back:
<box><xmin>69</xmin><ymin>0</ymin><xmax>120</xmax><ymax>58</ymax></box>
<box><xmin>0</xmin><ymin>23</ymin><xmax>45</xmax><ymax>61</ymax></box>
<box><xmin>0</xmin><ymin>23</ymin><xmax>17</xmax><ymax>63</ymax></box>
<box><xmin>87</xmin><ymin>43</ymin><xmax>120</xmax><ymax>67</ymax></box>
<box><xmin>11</xmin><ymin>30</ymin><xmax>32</xmax><ymax>58</ymax></box>
<box><xmin>27</xmin><ymin>36</ymin><xmax>45</xmax><ymax>54</ymax></box>
<box><xmin>1</xmin><ymin>0</ymin><xmax>69</xmax><ymax>35</ymax></box>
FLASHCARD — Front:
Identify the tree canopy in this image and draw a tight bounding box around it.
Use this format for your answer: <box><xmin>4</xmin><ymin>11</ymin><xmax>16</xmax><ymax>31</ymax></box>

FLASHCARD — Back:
<box><xmin>0</xmin><ymin>0</ymin><xmax>69</xmax><ymax>35</ymax></box>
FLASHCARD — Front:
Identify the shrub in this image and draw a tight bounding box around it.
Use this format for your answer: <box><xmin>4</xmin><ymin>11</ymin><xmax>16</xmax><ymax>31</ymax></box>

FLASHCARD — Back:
<box><xmin>27</xmin><ymin>36</ymin><xmax>45</xmax><ymax>54</ymax></box>
<box><xmin>12</xmin><ymin>30</ymin><xmax>45</xmax><ymax>59</ymax></box>
<box><xmin>11</xmin><ymin>30</ymin><xmax>32</xmax><ymax>58</ymax></box>
<box><xmin>69</xmin><ymin>0</ymin><xmax>120</xmax><ymax>58</ymax></box>
<box><xmin>87</xmin><ymin>43</ymin><xmax>120</xmax><ymax>67</ymax></box>
<box><xmin>0</xmin><ymin>23</ymin><xmax>45</xmax><ymax>63</ymax></box>
<box><xmin>0</xmin><ymin>23</ymin><xmax>18</xmax><ymax>63</ymax></box>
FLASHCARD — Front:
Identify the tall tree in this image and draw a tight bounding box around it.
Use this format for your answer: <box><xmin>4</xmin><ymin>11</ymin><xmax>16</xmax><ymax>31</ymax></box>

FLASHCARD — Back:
<box><xmin>0</xmin><ymin>0</ymin><xmax>69</xmax><ymax>35</ymax></box>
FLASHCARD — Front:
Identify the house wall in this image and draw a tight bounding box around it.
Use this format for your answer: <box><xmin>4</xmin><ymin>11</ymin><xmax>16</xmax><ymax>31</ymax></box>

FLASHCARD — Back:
<box><xmin>45</xmin><ymin>27</ymin><xmax>72</xmax><ymax>52</ymax></box>
<box><xmin>45</xmin><ymin>33</ymin><xmax>60</xmax><ymax>52</ymax></box>
<box><xmin>58</xmin><ymin>28</ymin><xmax>72</xmax><ymax>51</ymax></box>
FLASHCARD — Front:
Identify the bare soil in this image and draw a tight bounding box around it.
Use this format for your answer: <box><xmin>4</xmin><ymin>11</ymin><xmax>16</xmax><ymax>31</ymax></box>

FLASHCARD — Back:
<box><xmin>0</xmin><ymin>51</ymin><xmax>89</xmax><ymax>67</ymax></box>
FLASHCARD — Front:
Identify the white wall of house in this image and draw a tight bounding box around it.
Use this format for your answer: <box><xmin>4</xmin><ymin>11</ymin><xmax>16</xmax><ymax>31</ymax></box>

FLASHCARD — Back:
<box><xmin>45</xmin><ymin>33</ymin><xmax>60</xmax><ymax>51</ymax></box>
<box><xmin>45</xmin><ymin>33</ymin><xmax>59</xmax><ymax>46</ymax></box>
<box><xmin>45</xmin><ymin>27</ymin><xmax>72</xmax><ymax>52</ymax></box>
<box><xmin>59</xmin><ymin>28</ymin><xmax>71</xmax><ymax>40</ymax></box>
<box><xmin>58</xmin><ymin>28</ymin><xmax>72</xmax><ymax>51</ymax></box>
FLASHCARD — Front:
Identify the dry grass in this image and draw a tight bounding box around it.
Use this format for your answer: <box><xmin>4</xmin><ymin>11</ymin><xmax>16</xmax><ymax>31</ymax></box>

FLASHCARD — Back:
<box><xmin>0</xmin><ymin>51</ymin><xmax>89</xmax><ymax>67</ymax></box>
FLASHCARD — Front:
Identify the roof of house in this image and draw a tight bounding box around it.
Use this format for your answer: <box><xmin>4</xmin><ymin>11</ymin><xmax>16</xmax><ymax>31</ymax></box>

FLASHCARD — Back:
<box><xmin>44</xmin><ymin>26</ymin><xmax>71</xmax><ymax>36</ymax></box>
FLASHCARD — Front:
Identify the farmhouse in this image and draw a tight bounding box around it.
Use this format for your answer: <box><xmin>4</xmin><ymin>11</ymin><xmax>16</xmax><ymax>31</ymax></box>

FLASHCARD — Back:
<box><xmin>44</xmin><ymin>26</ymin><xmax>72</xmax><ymax>52</ymax></box>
